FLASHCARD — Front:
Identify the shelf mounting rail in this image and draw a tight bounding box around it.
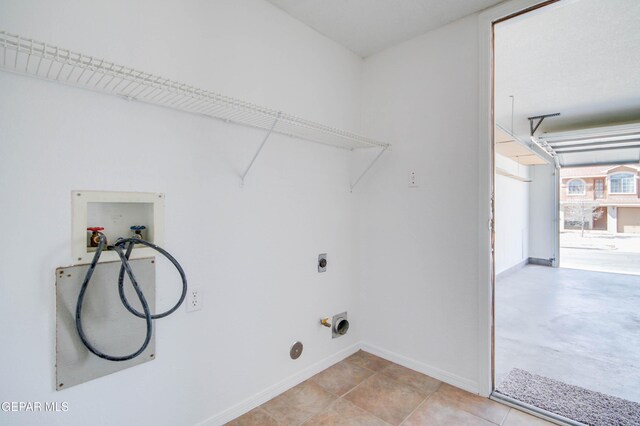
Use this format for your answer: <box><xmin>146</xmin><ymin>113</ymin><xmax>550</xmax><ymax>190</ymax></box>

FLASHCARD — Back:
<box><xmin>0</xmin><ymin>30</ymin><xmax>390</xmax><ymax>190</ymax></box>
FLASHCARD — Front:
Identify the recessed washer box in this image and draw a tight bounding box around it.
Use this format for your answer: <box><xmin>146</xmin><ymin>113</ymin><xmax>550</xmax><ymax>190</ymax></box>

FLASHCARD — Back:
<box><xmin>71</xmin><ymin>190</ymin><xmax>165</xmax><ymax>264</ymax></box>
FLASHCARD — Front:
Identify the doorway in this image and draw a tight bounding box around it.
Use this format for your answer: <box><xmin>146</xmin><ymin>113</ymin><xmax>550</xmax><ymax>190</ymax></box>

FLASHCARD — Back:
<box><xmin>489</xmin><ymin>0</ymin><xmax>640</xmax><ymax>423</ymax></box>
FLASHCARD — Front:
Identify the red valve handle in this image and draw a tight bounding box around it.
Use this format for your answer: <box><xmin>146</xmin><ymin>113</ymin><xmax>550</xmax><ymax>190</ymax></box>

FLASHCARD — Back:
<box><xmin>87</xmin><ymin>227</ymin><xmax>104</xmax><ymax>232</ymax></box>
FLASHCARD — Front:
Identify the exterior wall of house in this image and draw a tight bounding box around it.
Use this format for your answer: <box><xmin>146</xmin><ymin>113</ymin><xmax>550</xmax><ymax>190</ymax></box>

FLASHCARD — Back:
<box><xmin>560</xmin><ymin>165</ymin><xmax>640</xmax><ymax>233</ymax></box>
<box><xmin>560</xmin><ymin>177</ymin><xmax>598</xmax><ymax>202</ymax></box>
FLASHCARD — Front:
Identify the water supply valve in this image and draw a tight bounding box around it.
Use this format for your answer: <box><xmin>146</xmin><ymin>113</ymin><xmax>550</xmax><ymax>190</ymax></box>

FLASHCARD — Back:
<box><xmin>130</xmin><ymin>225</ymin><xmax>146</xmax><ymax>240</ymax></box>
<box><xmin>87</xmin><ymin>227</ymin><xmax>104</xmax><ymax>247</ymax></box>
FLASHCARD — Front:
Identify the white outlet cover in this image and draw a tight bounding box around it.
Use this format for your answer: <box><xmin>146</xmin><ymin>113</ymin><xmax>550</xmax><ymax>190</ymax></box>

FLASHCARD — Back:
<box><xmin>186</xmin><ymin>288</ymin><xmax>202</xmax><ymax>312</ymax></box>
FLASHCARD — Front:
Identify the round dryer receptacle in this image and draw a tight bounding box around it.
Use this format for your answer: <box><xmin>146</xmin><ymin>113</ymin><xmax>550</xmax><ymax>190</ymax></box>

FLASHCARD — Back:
<box><xmin>290</xmin><ymin>341</ymin><xmax>303</xmax><ymax>360</ymax></box>
<box><xmin>334</xmin><ymin>318</ymin><xmax>349</xmax><ymax>336</ymax></box>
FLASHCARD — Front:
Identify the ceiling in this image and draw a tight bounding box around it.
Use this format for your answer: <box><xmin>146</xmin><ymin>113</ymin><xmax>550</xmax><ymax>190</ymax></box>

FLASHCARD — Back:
<box><xmin>494</xmin><ymin>0</ymin><xmax>640</xmax><ymax>166</ymax></box>
<box><xmin>265</xmin><ymin>0</ymin><xmax>504</xmax><ymax>57</ymax></box>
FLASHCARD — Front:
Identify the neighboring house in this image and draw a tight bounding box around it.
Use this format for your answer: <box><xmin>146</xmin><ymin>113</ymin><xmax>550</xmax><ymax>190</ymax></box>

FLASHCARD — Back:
<box><xmin>560</xmin><ymin>165</ymin><xmax>640</xmax><ymax>233</ymax></box>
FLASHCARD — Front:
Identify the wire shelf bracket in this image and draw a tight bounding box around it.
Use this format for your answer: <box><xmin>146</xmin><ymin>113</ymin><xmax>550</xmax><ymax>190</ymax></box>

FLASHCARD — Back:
<box><xmin>0</xmin><ymin>30</ymin><xmax>391</xmax><ymax>190</ymax></box>
<box><xmin>350</xmin><ymin>145</ymin><xmax>388</xmax><ymax>192</ymax></box>
<box><xmin>240</xmin><ymin>112</ymin><xmax>281</xmax><ymax>187</ymax></box>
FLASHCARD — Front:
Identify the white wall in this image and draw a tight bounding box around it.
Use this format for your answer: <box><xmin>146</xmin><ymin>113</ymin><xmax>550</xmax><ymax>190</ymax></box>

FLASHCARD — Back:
<box><xmin>528</xmin><ymin>164</ymin><xmax>558</xmax><ymax>262</ymax></box>
<box><xmin>356</xmin><ymin>15</ymin><xmax>482</xmax><ymax>391</ymax></box>
<box><xmin>0</xmin><ymin>0</ymin><xmax>549</xmax><ymax>421</ymax></box>
<box><xmin>495</xmin><ymin>155</ymin><xmax>530</xmax><ymax>275</ymax></box>
<box><xmin>0</xmin><ymin>1</ymin><xmax>364</xmax><ymax>425</ymax></box>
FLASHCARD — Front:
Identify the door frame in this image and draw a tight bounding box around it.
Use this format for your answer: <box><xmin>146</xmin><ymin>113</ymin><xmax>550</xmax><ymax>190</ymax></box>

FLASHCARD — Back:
<box><xmin>477</xmin><ymin>0</ymin><xmax>561</xmax><ymax>397</ymax></box>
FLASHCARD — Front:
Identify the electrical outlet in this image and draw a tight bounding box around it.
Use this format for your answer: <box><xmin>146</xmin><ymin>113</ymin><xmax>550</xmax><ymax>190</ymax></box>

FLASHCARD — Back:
<box><xmin>408</xmin><ymin>170</ymin><xmax>418</xmax><ymax>187</ymax></box>
<box><xmin>186</xmin><ymin>288</ymin><xmax>201</xmax><ymax>312</ymax></box>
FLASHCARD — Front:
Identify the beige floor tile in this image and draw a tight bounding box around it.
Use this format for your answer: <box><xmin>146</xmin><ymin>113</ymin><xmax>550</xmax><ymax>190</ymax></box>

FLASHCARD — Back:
<box><xmin>261</xmin><ymin>380</ymin><xmax>337</xmax><ymax>425</ymax></box>
<box><xmin>345</xmin><ymin>350</ymin><xmax>393</xmax><ymax>372</ymax></box>
<box><xmin>343</xmin><ymin>373</ymin><xmax>427</xmax><ymax>425</ymax></box>
<box><xmin>503</xmin><ymin>408</ymin><xmax>555</xmax><ymax>425</ymax></box>
<box><xmin>380</xmin><ymin>363</ymin><xmax>442</xmax><ymax>395</ymax></box>
<box><xmin>436</xmin><ymin>384</ymin><xmax>509</xmax><ymax>425</ymax></box>
<box><xmin>224</xmin><ymin>407</ymin><xmax>279</xmax><ymax>426</ymax></box>
<box><xmin>402</xmin><ymin>393</ymin><xmax>496</xmax><ymax>426</ymax></box>
<box><xmin>302</xmin><ymin>398</ymin><xmax>391</xmax><ymax>426</ymax></box>
<box><xmin>311</xmin><ymin>359</ymin><xmax>375</xmax><ymax>396</ymax></box>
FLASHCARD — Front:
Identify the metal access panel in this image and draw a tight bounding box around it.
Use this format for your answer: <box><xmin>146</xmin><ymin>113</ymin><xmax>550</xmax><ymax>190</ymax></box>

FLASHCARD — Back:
<box><xmin>56</xmin><ymin>258</ymin><xmax>156</xmax><ymax>391</ymax></box>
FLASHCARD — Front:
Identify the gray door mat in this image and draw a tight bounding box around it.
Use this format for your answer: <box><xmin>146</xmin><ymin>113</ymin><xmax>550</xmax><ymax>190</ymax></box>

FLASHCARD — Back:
<box><xmin>497</xmin><ymin>368</ymin><xmax>640</xmax><ymax>426</ymax></box>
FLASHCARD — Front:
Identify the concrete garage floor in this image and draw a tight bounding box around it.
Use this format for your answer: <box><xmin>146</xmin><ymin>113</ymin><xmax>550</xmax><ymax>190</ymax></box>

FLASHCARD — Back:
<box><xmin>495</xmin><ymin>265</ymin><xmax>640</xmax><ymax>403</ymax></box>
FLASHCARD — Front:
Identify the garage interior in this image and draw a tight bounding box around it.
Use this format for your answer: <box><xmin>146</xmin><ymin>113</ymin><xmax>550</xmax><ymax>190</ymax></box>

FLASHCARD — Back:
<box><xmin>493</xmin><ymin>0</ymin><xmax>640</xmax><ymax>423</ymax></box>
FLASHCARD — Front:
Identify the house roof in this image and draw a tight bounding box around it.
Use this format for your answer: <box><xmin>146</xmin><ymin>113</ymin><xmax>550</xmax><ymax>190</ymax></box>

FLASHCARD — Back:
<box><xmin>562</xmin><ymin>199</ymin><xmax>640</xmax><ymax>206</ymax></box>
<box><xmin>560</xmin><ymin>164</ymin><xmax>639</xmax><ymax>179</ymax></box>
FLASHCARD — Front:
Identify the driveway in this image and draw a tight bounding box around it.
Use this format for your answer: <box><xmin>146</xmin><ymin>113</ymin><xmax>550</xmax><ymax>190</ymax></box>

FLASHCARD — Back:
<box><xmin>560</xmin><ymin>231</ymin><xmax>640</xmax><ymax>275</ymax></box>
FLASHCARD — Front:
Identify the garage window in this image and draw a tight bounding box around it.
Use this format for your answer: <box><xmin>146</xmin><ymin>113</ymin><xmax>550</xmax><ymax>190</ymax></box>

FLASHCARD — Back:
<box><xmin>568</xmin><ymin>179</ymin><xmax>586</xmax><ymax>195</ymax></box>
<box><xmin>609</xmin><ymin>173</ymin><xmax>636</xmax><ymax>194</ymax></box>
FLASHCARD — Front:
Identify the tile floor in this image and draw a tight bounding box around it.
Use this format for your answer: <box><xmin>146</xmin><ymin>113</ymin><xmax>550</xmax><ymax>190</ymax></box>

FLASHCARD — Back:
<box><xmin>226</xmin><ymin>350</ymin><xmax>553</xmax><ymax>426</ymax></box>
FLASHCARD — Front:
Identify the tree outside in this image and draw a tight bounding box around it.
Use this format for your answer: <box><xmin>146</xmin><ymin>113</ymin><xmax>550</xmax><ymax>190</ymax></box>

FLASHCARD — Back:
<box><xmin>564</xmin><ymin>201</ymin><xmax>604</xmax><ymax>237</ymax></box>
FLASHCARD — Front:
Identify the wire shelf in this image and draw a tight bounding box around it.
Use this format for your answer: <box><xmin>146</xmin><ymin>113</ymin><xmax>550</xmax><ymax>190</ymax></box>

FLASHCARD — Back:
<box><xmin>0</xmin><ymin>30</ymin><xmax>389</xmax><ymax>151</ymax></box>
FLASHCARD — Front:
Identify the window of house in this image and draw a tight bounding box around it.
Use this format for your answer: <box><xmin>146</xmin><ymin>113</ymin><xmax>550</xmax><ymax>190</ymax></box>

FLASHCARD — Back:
<box><xmin>595</xmin><ymin>179</ymin><xmax>604</xmax><ymax>198</ymax></box>
<box><xmin>609</xmin><ymin>172</ymin><xmax>636</xmax><ymax>194</ymax></box>
<box><xmin>568</xmin><ymin>179</ymin><xmax>586</xmax><ymax>195</ymax></box>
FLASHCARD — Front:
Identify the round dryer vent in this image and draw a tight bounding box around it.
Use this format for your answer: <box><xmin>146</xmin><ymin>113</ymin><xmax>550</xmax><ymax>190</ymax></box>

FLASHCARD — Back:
<box><xmin>331</xmin><ymin>312</ymin><xmax>349</xmax><ymax>338</ymax></box>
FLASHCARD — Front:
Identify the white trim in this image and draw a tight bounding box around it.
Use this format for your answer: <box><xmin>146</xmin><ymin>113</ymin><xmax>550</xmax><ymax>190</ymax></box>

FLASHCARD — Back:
<box><xmin>561</xmin><ymin>174</ymin><xmax>607</xmax><ymax>178</ymax></box>
<box><xmin>196</xmin><ymin>343</ymin><xmax>361</xmax><ymax>426</ymax></box>
<box><xmin>495</xmin><ymin>258</ymin><xmax>529</xmax><ymax>280</ymax></box>
<box><xmin>194</xmin><ymin>341</ymin><xmax>487</xmax><ymax>425</ymax></box>
<box><xmin>478</xmin><ymin>0</ymin><xmax>556</xmax><ymax>398</ymax></box>
<box><xmin>605</xmin><ymin>165</ymin><xmax>640</xmax><ymax>173</ymax></box>
<box><xmin>608</xmin><ymin>172</ymin><xmax>637</xmax><ymax>195</ymax></box>
<box><xmin>360</xmin><ymin>343</ymin><xmax>480</xmax><ymax>394</ymax></box>
<box><xmin>491</xmin><ymin>393</ymin><xmax>574</xmax><ymax>425</ymax></box>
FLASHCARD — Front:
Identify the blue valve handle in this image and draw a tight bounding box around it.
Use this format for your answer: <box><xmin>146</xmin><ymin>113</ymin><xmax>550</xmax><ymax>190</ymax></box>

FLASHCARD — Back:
<box><xmin>130</xmin><ymin>225</ymin><xmax>146</xmax><ymax>231</ymax></box>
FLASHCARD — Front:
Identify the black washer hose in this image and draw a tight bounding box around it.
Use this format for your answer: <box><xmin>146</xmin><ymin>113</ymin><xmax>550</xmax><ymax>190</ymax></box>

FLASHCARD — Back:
<box><xmin>117</xmin><ymin>238</ymin><xmax>187</xmax><ymax>319</ymax></box>
<box><xmin>75</xmin><ymin>233</ymin><xmax>187</xmax><ymax>361</ymax></box>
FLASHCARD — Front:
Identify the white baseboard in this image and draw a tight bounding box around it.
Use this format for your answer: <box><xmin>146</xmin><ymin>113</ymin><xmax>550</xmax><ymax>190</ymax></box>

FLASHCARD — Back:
<box><xmin>360</xmin><ymin>342</ymin><xmax>479</xmax><ymax>394</ymax></box>
<box><xmin>197</xmin><ymin>343</ymin><xmax>361</xmax><ymax>426</ymax></box>
<box><xmin>197</xmin><ymin>341</ymin><xmax>480</xmax><ymax>425</ymax></box>
<box><xmin>495</xmin><ymin>258</ymin><xmax>528</xmax><ymax>280</ymax></box>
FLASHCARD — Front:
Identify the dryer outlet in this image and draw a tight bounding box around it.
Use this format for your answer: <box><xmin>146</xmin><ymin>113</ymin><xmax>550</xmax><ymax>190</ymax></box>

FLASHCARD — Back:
<box><xmin>331</xmin><ymin>312</ymin><xmax>349</xmax><ymax>339</ymax></box>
